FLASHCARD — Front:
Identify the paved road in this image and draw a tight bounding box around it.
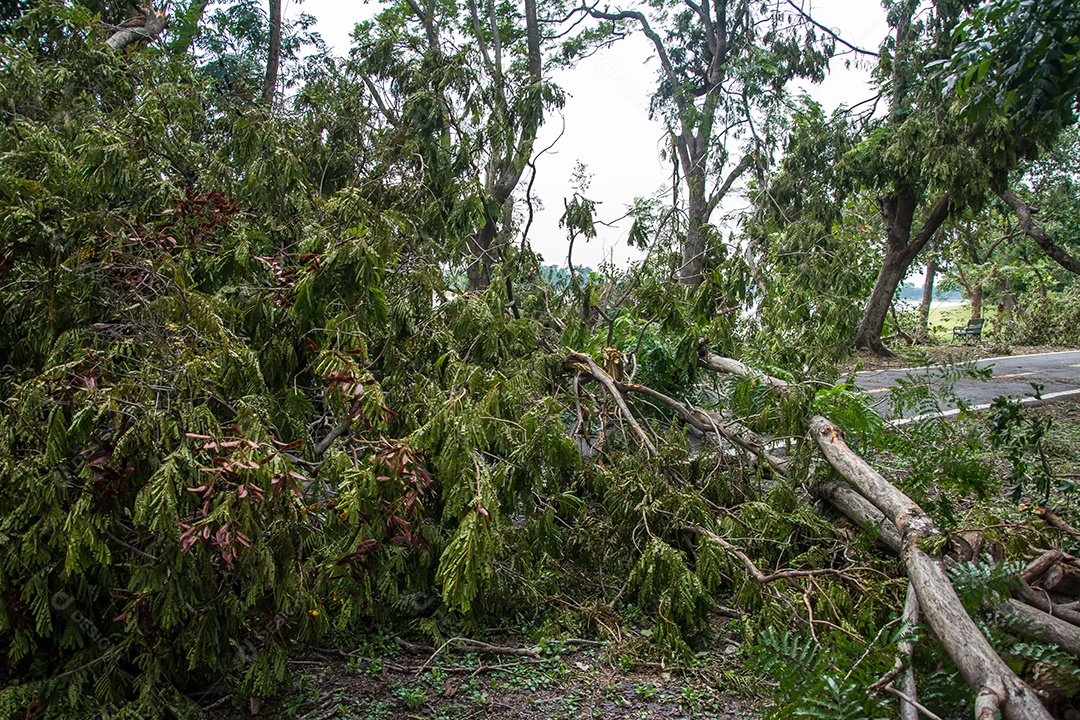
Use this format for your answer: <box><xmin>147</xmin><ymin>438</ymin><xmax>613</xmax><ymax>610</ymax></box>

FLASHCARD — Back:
<box><xmin>855</xmin><ymin>350</ymin><xmax>1080</xmax><ymax>419</ymax></box>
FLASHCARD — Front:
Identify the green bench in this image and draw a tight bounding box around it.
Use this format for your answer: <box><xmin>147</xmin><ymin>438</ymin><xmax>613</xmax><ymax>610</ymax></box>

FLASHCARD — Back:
<box><xmin>952</xmin><ymin>317</ymin><xmax>984</xmax><ymax>341</ymax></box>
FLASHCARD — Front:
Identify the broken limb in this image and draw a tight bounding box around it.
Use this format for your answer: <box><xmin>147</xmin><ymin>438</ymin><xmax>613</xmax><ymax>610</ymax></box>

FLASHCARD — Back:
<box><xmin>564</xmin><ymin>352</ymin><xmax>658</xmax><ymax>457</ymax></box>
<box><xmin>696</xmin><ymin>344</ymin><xmax>790</xmax><ymax>389</ymax></box>
<box><xmin>816</xmin><ymin>479</ymin><xmax>902</xmax><ymax>552</ymax></box>
<box><xmin>106</xmin><ymin>5</ymin><xmax>169</xmax><ymax>50</ymax></box>
<box><xmin>809</xmin><ymin>415</ymin><xmax>1052</xmax><ymax>720</ymax></box>
<box><xmin>687</xmin><ymin>525</ymin><xmax>864</xmax><ymax>584</ymax></box>
<box><xmin>611</xmin><ymin>379</ymin><xmax>790</xmax><ymax>476</ymax></box>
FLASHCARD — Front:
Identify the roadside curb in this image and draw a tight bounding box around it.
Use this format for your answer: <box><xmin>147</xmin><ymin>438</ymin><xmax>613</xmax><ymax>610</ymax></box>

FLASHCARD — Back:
<box><xmin>889</xmin><ymin>388</ymin><xmax>1080</xmax><ymax>426</ymax></box>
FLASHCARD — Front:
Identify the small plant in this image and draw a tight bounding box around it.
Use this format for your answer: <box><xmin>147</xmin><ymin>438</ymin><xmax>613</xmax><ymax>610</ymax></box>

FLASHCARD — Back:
<box><xmin>634</xmin><ymin>681</ymin><xmax>658</xmax><ymax>699</ymax></box>
<box><xmin>392</xmin><ymin>683</ymin><xmax>427</xmax><ymax>710</ymax></box>
<box><xmin>989</xmin><ymin>384</ymin><xmax>1059</xmax><ymax>502</ymax></box>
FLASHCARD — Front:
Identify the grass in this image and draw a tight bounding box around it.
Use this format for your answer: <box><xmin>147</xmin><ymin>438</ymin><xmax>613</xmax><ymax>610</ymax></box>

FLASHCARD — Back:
<box><xmin>916</xmin><ymin>301</ymin><xmax>998</xmax><ymax>342</ymax></box>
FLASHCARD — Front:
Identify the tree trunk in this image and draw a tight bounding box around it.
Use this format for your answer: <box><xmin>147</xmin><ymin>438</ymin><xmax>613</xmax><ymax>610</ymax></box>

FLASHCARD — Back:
<box><xmin>810</xmin><ymin>416</ymin><xmax>1053</xmax><ymax>720</ymax></box>
<box><xmin>971</xmin><ymin>284</ymin><xmax>983</xmax><ymax>321</ymax></box>
<box><xmin>467</xmin><ymin>209</ymin><xmax>498</xmax><ymax>291</ymax></box>
<box><xmin>681</xmin><ymin>171</ymin><xmax>709</xmax><ymax>287</ymax></box>
<box><xmin>853</xmin><ymin>192</ymin><xmax>950</xmax><ymax>355</ymax></box>
<box><xmin>917</xmin><ymin>258</ymin><xmax>936</xmax><ymax>339</ymax></box>
<box><xmin>262</xmin><ymin>0</ymin><xmax>282</xmax><ymax>104</ymax></box>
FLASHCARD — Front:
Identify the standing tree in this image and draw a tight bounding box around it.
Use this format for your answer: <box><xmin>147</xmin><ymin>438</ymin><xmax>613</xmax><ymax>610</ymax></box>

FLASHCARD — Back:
<box><xmin>848</xmin><ymin>0</ymin><xmax>963</xmax><ymax>354</ymax></box>
<box><xmin>581</xmin><ymin>0</ymin><xmax>839</xmax><ymax>287</ymax></box>
<box><xmin>354</xmin><ymin>0</ymin><xmax>555</xmax><ymax>291</ymax></box>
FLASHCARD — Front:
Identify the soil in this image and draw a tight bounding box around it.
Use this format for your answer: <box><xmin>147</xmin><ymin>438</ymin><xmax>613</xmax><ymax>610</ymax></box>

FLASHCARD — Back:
<box><xmin>209</xmin><ymin>638</ymin><xmax>764</xmax><ymax>720</ymax></box>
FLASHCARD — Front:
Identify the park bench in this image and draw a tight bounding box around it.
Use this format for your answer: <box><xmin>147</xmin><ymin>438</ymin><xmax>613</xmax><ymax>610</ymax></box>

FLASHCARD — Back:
<box><xmin>952</xmin><ymin>317</ymin><xmax>984</xmax><ymax>341</ymax></box>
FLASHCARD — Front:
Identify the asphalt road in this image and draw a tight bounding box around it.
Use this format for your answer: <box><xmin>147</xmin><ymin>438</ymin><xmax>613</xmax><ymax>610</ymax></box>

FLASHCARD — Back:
<box><xmin>855</xmin><ymin>350</ymin><xmax>1080</xmax><ymax>420</ymax></box>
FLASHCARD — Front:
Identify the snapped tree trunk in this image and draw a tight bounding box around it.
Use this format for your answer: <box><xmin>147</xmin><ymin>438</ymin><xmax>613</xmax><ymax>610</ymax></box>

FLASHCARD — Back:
<box><xmin>262</xmin><ymin>0</ymin><xmax>282</xmax><ymax>104</ymax></box>
<box><xmin>853</xmin><ymin>191</ymin><xmax>950</xmax><ymax>355</ymax></box>
<box><xmin>105</xmin><ymin>5</ymin><xmax>169</xmax><ymax>50</ymax></box>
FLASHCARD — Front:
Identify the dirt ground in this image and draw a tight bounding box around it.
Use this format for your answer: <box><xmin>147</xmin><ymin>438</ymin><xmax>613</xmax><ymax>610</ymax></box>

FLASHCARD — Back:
<box><xmin>209</xmin><ymin>637</ymin><xmax>764</xmax><ymax>720</ymax></box>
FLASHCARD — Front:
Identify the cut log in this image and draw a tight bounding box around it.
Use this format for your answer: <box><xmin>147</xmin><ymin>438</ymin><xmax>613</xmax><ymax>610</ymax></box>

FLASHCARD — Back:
<box><xmin>1018</xmin><ymin>583</ymin><xmax>1080</xmax><ymax>627</ymax></box>
<box><xmin>809</xmin><ymin>415</ymin><xmax>1052</xmax><ymax>720</ymax></box>
<box><xmin>1038</xmin><ymin>561</ymin><xmax>1080</xmax><ymax>596</ymax></box>
<box><xmin>1023</xmin><ymin>550</ymin><xmax>1064</xmax><ymax>586</ymax></box>
<box><xmin>106</xmin><ymin>5</ymin><xmax>169</xmax><ymax>50</ymax></box>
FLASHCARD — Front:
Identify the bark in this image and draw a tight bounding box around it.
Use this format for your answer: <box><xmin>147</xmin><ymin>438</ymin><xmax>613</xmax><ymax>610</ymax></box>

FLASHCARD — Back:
<box><xmin>1023</xmin><ymin>550</ymin><xmax>1065</xmax><ymax>585</ymax></box>
<box><xmin>917</xmin><ymin>258</ymin><xmax>937</xmax><ymax>340</ymax></box>
<box><xmin>682</xmin><ymin>174</ymin><xmax>709</xmax><ymax>287</ymax></box>
<box><xmin>998</xmin><ymin>599</ymin><xmax>1080</xmax><ymax>658</ymax></box>
<box><xmin>897</xmin><ymin>584</ymin><xmax>921</xmax><ymax>720</ymax></box>
<box><xmin>815</xmin><ymin>479</ymin><xmax>901</xmax><ymax>551</ymax></box>
<box><xmin>853</xmin><ymin>192</ymin><xmax>950</xmax><ymax>356</ymax></box>
<box><xmin>1038</xmin><ymin>562</ymin><xmax>1080</xmax><ymax>596</ymax></box>
<box><xmin>105</xmin><ymin>5</ymin><xmax>169</xmax><ymax>50</ymax></box>
<box><xmin>564</xmin><ymin>352</ymin><xmax>658</xmax><ymax>457</ymax></box>
<box><xmin>1018</xmin><ymin>583</ymin><xmax>1080</xmax><ymax>628</ymax></box>
<box><xmin>810</xmin><ymin>415</ymin><xmax>1052</xmax><ymax>720</ymax></box>
<box><xmin>970</xmin><ymin>283</ymin><xmax>984</xmax><ymax>322</ymax></box>
<box><xmin>696</xmin><ymin>344</ymin><xmax>789</xmax><ymax>389</ymax></box>
<box><xmin>1001</xmin><ymin>190</ymin><xmax>1080</xmax><ymax>276</ymax></box>
<box><xmin>262</xmin><ymin>0</ymin><xmax>282</xmax><ymax>104</ymax></box>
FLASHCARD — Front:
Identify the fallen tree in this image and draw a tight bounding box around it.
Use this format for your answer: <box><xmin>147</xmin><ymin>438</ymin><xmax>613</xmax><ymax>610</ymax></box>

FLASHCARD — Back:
<box><xmin>809</xmin><ymin>415</ymin><xmax>1051</xmax><ymax>719</ymax></box>
<box><xmin>607</xmin><ymin>345</ymin><xmax>1074</xmax><ymax>717</ymax></box>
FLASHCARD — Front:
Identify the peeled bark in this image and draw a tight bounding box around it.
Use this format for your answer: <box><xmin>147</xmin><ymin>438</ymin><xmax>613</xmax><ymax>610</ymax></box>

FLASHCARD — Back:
<box><xmin>810</xmin><ymin>415</ymin><xmax>1052</xmax><ymax>720</ymax></box>
<box><xmin>105</xmin><ymin>5</ymin><xmax>168</xmax><ymax>50</ymax></box>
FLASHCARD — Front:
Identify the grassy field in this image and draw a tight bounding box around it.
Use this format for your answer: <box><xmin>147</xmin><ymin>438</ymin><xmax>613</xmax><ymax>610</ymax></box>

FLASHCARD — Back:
<box><xmin>906</xmin><ymin>301</ymin><xmax>998</xmax><ymax>342</ymax></box>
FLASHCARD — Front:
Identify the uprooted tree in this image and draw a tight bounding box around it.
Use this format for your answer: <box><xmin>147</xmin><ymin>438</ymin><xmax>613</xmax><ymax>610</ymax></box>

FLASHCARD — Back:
<box><xmin>6</xmin><ymin>2</ymin><xmax>1080</xmax><ymax>719</ymax></box>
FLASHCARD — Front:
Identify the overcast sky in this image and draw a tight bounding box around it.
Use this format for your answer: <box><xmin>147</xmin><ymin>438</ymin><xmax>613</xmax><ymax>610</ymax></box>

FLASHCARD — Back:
<box><xmin>292</xmin><ymin>0</ymin><xmax>891</xmax><ymax>270</ymax></box>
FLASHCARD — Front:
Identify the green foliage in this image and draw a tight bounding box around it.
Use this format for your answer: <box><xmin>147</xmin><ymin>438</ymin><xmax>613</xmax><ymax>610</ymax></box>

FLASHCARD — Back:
<box><xmin>942</xmin><ymin>0</ymin><xmax>1080</xmax><ymax>145</ymax></box>
<box><xmin>749</xmin><ymin>627</ymin><xmax>897</xmax><ymax>719</ymax></box>
<box><xmin>988</xmin><ymin>387</ymin><xmax>1059</xmax><ymax>502</ymax></box>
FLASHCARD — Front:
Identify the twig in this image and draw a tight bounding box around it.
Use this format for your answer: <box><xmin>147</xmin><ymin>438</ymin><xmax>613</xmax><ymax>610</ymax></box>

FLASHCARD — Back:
<box><xmin>687</xmin><ymin>526</ymin><xmax>862</xmax><ymax>584</ymax></box>
<box><xmin>883</xmin><ymin>686</ymin><xmax>946</xmax><ymax>720</ymax></box>
<box><xmin>103</xmin><ymin>530</ymin><xmax>159</xmax><ymax>562</ymax></box>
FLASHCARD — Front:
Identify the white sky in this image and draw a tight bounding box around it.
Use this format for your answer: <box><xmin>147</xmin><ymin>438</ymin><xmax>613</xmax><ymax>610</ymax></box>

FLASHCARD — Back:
<box><xmin>293</xmin><ymin>0</ymin><xmax>891</xmax><ymax>270</ymax></box>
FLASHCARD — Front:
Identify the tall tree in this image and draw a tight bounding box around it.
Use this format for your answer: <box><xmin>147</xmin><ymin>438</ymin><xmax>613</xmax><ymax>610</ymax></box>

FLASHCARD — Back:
<box><xmin>582</xmin><ymin>0</ymin><xmax>836</xmax><ymax>287</ymax></box>
<box><xmin>354</xmin><ymin>0</ymin><xmax>552</xmax><ymax>291</ymax></box>
<box><xmin>849</xmin><ymin>0</ymin><xmax>959</xmax><ymax>354</ymax></box>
